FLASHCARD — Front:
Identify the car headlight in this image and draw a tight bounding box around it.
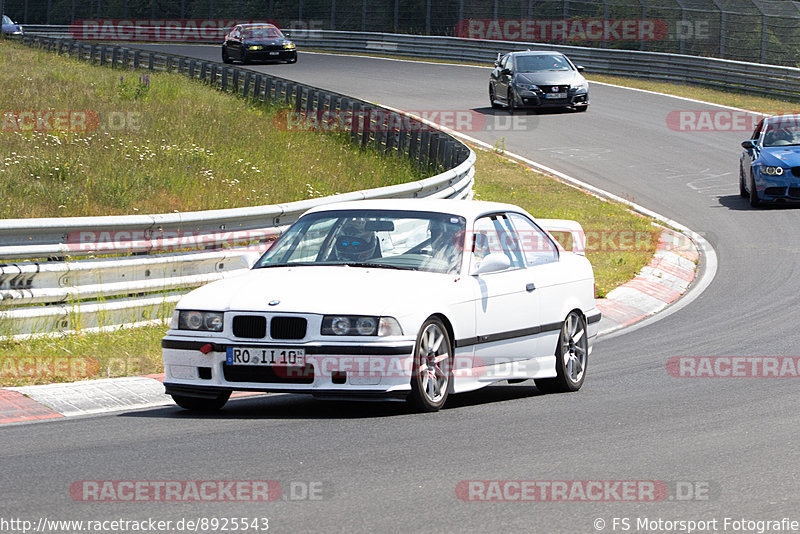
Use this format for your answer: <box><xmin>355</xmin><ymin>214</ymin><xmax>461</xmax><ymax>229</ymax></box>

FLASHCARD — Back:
<box><xmin>574</xmin><ymin>82</ymin><xmax>589</xmax><ymax>92</ymax></box>
<box><xmin>177</xmin><ymin>310</ymin><xmax>224</xmax><ymax>332</ymax></box>
<box><xmin>762</xmin><ymin>166</ymin><xmax>786</xmax><ymax>176</ymax></box>
<box><xmin>248</xmin><ymin>45</ymin><xmax>263</xmax><ymax>50</ymax></box>
<box><xmin>283</xmin><ymin>42</ymin><xmax>296</xmax><ymax>49</ymax></box>
<box><xmin>321</xmin><ymin>315</ymin><xmax>402</xmax><ymax>336</ymax></box>
<box><xmin>514</xmin><ymin>82</ymin><xmax>535</xmax><ymax>91</ymax></box>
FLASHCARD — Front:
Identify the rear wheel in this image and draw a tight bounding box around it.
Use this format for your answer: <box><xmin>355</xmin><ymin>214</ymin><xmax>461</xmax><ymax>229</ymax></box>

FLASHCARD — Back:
<box><xmin>534</xmin><ymin>311</ymin><xmax>588</xmax><ymax>393</ymax></box>
<box><xmin>171</xmin><ymin>392</ymin><xmax>230</xmax><ymax>411</ymax></box>
<box><xmin>408</xmin><ymin>318</ymin><xmax>452</xmax><ymax>412</ymax></box>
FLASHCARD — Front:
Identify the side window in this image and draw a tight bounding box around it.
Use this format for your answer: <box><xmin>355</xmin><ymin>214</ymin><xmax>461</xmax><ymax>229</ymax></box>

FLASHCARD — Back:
<box><xmin>472</xmin><ymin>214</ymin><xmax>524</xmax><ymax>270</ymax></box>
<box><xmin>508</xmin><ymin>213</ymin><xmax>559</xmax><ymax>267</ymax></box>
<box><xmin>500</xmin><ymin>54</ymin><xmax>510</xmax><ymax>70</ymax></box>
<box><xmin>751</xmin><ymin>119</ymin><xmax>764</xmax><ymax>141</ymax></box>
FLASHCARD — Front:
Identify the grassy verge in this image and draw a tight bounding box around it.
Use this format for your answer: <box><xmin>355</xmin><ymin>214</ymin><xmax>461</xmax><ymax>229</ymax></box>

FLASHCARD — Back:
<box><xmin>587</xmin><ymin>74</ymin><xmax>798</xmax><ymax>114</ymax></box>
<box><xmin>0</xmin><ymin>42</ymin><xmax>424</xmax><ymax>219</ymax></box>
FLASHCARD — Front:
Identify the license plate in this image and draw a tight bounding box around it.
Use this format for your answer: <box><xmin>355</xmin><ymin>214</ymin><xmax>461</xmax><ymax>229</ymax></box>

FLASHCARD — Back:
<box><xmin>545</xmin><ymin>92</ymin><xmax>567</xmax><ymax>99</ymax></box>
<box><xmin>226</xmin><ymin>347</ymin><xmax>305</xmax><ymax>366</ymax></box>
<box><xmin>269</xmin><ymin>51</ymin><xmax>279</xmax><ymax>55</ymax></box>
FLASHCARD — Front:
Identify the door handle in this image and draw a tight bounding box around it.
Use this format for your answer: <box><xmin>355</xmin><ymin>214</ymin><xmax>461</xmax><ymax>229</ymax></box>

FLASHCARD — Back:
<box><xmin>526</xmin><ymin>283</ymin><xmax>536</xmax><ymax>292</ymax></box>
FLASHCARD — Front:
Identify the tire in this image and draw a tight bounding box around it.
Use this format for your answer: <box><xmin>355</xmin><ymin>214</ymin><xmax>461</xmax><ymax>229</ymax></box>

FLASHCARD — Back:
<box><xmin>240</xmin><ymin>49</ymin><xmax>249</xmax><ymax>65</ymax></box>
<box><xmin>739</xmin><ymin>167</ymin><xmax>748</xmax><ymax>198</ymax></box>
<box><xmin>286</xmin><ymin>55</ymin><xmax>297</xmax><ymax>64</ymax></box>
<box><xmin>749</xmin><ymin>171</ymin><xmax>761</xmax><ymax>208</ymax></box>
<box><xmin>575</xmin><ymin>104</ymin><xmax>588</xmax><ymax>112</ymax></box>
<box><xmin>507</xmin><ymin>88</ymin><xmax>516</xmax><ymax>115</ymax></box>
<box><xmin>171</xmin><ymin>391</ymin><xmax>230</xmax><ymax>412</ymax></box>
<box><xmin>534</xmin><ymin>311</ymin><xmax>588</xmax><ymax>394</ymax></box>
<box><xmin>222</xmin><ymin>47</ymin><xmax>232</xmax><ymax>64</ymax></box>
<box><xmin>408</xmin><ymin>317</ymin><xmax>453</xmax><ymax>412</ymax></box>
<box><xmin>489</xmin><ymin>85</ymin><xmax>501</xmax><ymax>109</ymax></box>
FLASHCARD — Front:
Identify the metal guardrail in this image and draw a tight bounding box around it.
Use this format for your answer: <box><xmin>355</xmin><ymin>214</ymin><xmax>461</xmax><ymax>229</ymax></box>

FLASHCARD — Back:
<box><xmin>283</xmin><ymin>30</ymin><xmax>800</xmax><ymax>101</ymax></box>
<box><xmin>0</xmin><ymin>35</ymin><xmax>475</xmax><ymax>337</ymax></box>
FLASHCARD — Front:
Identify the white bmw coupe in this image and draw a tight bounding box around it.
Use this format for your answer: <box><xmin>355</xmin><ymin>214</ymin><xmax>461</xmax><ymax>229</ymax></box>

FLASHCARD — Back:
<box><xmin>162</xmin><ymin>199</ymin><xmax>600</xmax><ymax>412</ymax></box>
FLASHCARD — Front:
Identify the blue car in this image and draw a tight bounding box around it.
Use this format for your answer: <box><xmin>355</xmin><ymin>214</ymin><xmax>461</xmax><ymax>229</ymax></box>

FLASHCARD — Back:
<box><xmin>1</xmin><ymin>15</ymin><xmax>23</xmax><ymax>36</ymax></box>
<box><xmin>740</xmin><ymin>115</ymin><xmax>800</xmax><ymax>207</ymax></box>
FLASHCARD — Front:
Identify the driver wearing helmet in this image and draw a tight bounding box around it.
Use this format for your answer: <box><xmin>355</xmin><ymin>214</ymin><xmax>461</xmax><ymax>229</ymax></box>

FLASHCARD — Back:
<box><xmin>332</xmin><ymin>218</ymin><xmax>380</xmax><ymax>262</ymax></box>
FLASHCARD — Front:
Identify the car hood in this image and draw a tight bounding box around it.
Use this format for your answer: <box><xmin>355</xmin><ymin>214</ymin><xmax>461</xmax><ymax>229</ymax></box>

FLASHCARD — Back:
<box><xmin>515</xmin><ymin>71</ymin><xmax>582</xmax><ymax>87</ymax></box>
<box><xmin>760</xmin><ymin>146</ymin><xmax>800</xmax><ymax>167</ymax></box>
<box><xmin>177</xmin><ymin>265</ymin><xmax>458</xmax><ymax>316</ymax></box>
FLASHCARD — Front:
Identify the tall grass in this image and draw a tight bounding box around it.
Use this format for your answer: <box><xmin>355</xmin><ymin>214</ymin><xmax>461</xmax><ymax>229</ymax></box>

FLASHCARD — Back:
<box><xmin>0</xmin><ymin>43</ymin><xmax>424</xmax><ymax>219</ymax></box>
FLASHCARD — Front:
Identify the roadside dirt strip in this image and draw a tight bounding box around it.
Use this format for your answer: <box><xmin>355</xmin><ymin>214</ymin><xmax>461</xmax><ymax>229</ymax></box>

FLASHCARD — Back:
<box><xmin>0</xmin><ymin>226</ymin><xmax>699</xmax><ymax>425</ymax></box>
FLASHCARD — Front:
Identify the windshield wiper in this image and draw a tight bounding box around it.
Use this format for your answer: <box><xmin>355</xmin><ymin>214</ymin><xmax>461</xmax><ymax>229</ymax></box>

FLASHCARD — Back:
<box><xmin>343</xmin><ymin>262</ymin><xmax>418</xmax><ymax>271</ymax></box>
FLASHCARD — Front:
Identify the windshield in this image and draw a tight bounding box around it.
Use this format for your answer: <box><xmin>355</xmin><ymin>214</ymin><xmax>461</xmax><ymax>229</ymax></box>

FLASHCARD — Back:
<box><xmin>515</xmin><ymin>54</ymin><xmax>572</xmax><ymax>73</ymax></box>
<box><xmin>763</xmin><ymin>119</ymin><xmax>800</xmax><ymax>147</ymax></box>
<box><xmin>254</xmin><ymin>209</ymin><xmax>466</xmax><ymax>274</ymax></box>
<box><xmin>242</xmin><ymin>26</ymin><xmax>283</xmax><ymax>39</ymax></box>
<box><xmin>2</xmin><ymin>15</ymin><xmax>13</xmax><ymax>25</ymax></box>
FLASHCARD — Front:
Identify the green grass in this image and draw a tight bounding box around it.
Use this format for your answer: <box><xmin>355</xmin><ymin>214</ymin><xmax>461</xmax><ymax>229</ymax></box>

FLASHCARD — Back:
<box><xmin>588</xmin><ymin>74</ymin><xmax>798</xmax><ymax>114</ymax></box>
<box><xmin>0</xmin><ymin>42</ymin><xmax>425</xmax><ymax>219</ymax></box>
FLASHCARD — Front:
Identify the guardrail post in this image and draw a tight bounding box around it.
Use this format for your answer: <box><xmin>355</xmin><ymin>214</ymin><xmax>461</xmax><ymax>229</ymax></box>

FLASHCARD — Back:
<box><xmin>243</xmin><ymin>71</ymin><xmax>252</xmax><ymax>98</ymax></box>
<box><xmin>133</xmin><ymin>50</ymin><xmax>140</xmax><ymax>68</ymax></box>
<box><xmin>189</xmin><ymin>60</ymin><xmax>196</xmax><ymax>78</ymax></box>
<box><xmin>221</xmin><ymin>67</ymin><xmax>228</xmax><ymax>91</ymax></box>
<box><xmin>232</xmin><ymin>68</ymin><xmax>239</xmax><ymax>93</ymax></box>
<box><xmin>100</xmin><ymin>46</ymin><xmax>106</xmax><ymax>66</ymax></box>
<box><xmin>253</xmin><ymin>74</ymin><xmax>262</xmax><ymax>100</ymax></box>
<box><xmin>147</xmin><ymin>53</ymin><xmax>154</xmax><ymax>71</ymax></box>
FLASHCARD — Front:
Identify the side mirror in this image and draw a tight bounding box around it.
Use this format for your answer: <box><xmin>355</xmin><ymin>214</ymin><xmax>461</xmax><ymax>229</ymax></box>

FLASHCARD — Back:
<box><xmin>493</xmin><ymin>60</ymin><xmax>501</xmax><ymax>67</ymax></box>
<box><xmin>500</xmin><ymin>68</ymin><xmax>512</xmax><ymax>76</ymax></box>
<box><xmin>472</xmin><ymin>252</ymin><xmax>511</xmax><ymax>275</ymax></box>
<box><xmin>741</xmin><ymin>140</ymin><xmax>756</xmax><ymax>150</ymax></box>
<box><xmin>576</xmin><ymin>65</ymin><xmax>585</xmax><ymax>72</ymax></box>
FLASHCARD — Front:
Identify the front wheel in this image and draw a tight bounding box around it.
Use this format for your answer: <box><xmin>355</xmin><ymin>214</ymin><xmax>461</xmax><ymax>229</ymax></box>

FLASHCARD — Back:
<box><xmin>534</xmin><ymin>311</ymin><xmax>588</xmax><ymax>393</ymax></box>
<box><xmin>171</xmin><ymin>392</ymin><xmax>230</xmax><ymax>411</ymax></box>
<box><xmin>222</xmin><ymin>47</ymin><xmax>232</xmax><ymax>64</ymax></box>
<box><xmin>749</xmin><ymin>171</ymin><xmax>761</xmax><ymax>208</ymax></box>
<box><xmin>739</xmin><ymin>167</ymin><xmax>749</xmax><ymax>198</ymax></box>
<box><xmin>489</xmin><ymin>85</ymin><xmax>501</xmax><ymax>109</ymax></box>
<box><xmin>408</xmin><ymin>318</ymin><xmax>453</xmax><ymax>412</ymax></box>
<box><xmin>507</xmin><ymin>89</ymin><xmax>516</xmax><ymax>115</ymax></box>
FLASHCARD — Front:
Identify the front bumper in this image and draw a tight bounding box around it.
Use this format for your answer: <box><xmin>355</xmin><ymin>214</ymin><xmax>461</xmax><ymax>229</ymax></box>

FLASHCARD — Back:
<box><xmin>243</xmin><ymin>49</ymin><xmax>297</xmax><ymax>61</ymax></box>
<box><xmin>162</xmin><ymin>336</ymin><xmax>416</xmax><ymax>398</ymax></box>
<box><xmin>515</xmin><ymin>89</ymin><xmax>589</xmax><ymax>109</ymax></box>
<box><xmin>754</xmin><ymin>170</ymin><xmax>800</xmax><ymax>202</ymax></box>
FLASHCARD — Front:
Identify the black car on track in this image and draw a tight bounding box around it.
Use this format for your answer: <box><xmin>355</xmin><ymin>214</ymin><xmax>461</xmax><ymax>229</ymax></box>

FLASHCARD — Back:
<box><xmin>222</xmin><ymin>23</ymin><xmax>297</xmax><ymax>65</ymax></box>
<box><xmin>489</xmin><ymin>50</ymin><xmax>589</xmax><ymax>113</ymax></box>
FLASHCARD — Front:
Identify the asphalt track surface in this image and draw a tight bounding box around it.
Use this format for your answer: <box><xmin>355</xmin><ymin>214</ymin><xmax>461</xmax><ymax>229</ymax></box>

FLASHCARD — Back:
<box><xmin>3</xmin><ymin>47</ymin><xmax>800</xmax><ymax>533</ymax></box>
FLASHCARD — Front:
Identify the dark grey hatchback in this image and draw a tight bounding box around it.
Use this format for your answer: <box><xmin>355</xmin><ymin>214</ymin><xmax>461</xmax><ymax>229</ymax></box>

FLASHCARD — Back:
<box><xmin>489</xmin><ymin>51</ymin><xmax>589</xmax><ymax>113</ymax></box>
